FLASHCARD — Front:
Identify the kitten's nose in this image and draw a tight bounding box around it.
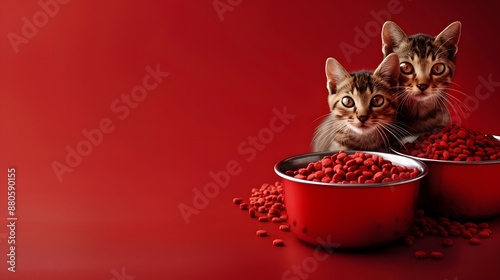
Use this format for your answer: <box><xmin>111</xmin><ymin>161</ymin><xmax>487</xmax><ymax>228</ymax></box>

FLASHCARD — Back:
<box><xmin>358</xmin><ymin>115</ymin><xmax>368</xmax><ymax>124</ymax></box>
<box><xmin>417</xmin><ymin>83</ymin><xmax>429</xmax><ymax>92</ymax></box>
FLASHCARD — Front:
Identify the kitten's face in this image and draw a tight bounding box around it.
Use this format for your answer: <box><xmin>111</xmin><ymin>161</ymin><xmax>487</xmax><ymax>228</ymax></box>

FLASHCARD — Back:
<box><xmin>325</xmin><ymin>54</ymin><xmax>400</xmax><ymax>136</ymax></box>
<box><xmin>382</xmin><ymin>21</ymin><xmax>461</xmax><ymax>103</ymax></box>
<box><xmin>328</xmin><ymin>73</ymin><xmax>394</xmax><ymax>135</ymax></box>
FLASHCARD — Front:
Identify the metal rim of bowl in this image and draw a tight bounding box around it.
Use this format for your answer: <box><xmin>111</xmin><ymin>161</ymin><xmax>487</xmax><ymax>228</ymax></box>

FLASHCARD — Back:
<box><xmin>274</xmin><ymin>150</ymin><xmax>428</xmax><ymax>188</ymax></box>
<box><xmin>391</xmin><ymin>135</ymin><xmax>500</xmax><ymax>165</ymax></box>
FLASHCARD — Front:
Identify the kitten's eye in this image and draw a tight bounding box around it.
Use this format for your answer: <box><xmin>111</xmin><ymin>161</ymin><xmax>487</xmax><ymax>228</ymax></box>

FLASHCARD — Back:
<box><xmin>341</xmin><ymin>96</ymin><xmax>355</xmax><ymax>108</ymax></box>
<box><xmin>371</xmin><ymin>95</ymin><xmax>385</xmax><ymax>107</ymax></box>
<box><xmin>400</xmin><ymin>62</ymin><xmax>414</xmax><ymax>75</ymax></box>
<box><xmin>431</xmin><ymin>63</ymin><xmax>446</xmax><ymax>75</ymax></box>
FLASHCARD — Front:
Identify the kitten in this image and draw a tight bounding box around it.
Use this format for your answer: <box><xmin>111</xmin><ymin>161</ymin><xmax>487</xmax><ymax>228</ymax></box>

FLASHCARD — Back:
<box><xmin>312</xmin><ymin>53</ymin><xmax>403</xmax><ymax>152</ymax></box>
<box><xmin>381</xmin><ymin>21</ymin><xmax>461</xmax><ymax>134</ymax></box>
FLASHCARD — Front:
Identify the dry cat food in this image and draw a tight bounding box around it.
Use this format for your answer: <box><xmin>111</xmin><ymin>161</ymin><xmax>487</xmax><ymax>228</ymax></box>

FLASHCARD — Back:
<box><xmin>404</xmin><ymin>209</ymin><xmax>494</xmax><ymax>260</ymax></box>
<box><xmin>256</xmin><ymin>230</ymin><xmax>268</xmax><ymax>237</ymax></box>
<box><xmin>233</xmin><ymin>183</ymin><xmax>495</xmax><ymax>254</ymax></box>
<box><xmin>469</xmin><ymin>237</ymin><xmax>481</xmax><ymax>245</ymax></box>
<box><xmin>285</xmin><ymin>151</ymin><xmax>420</xmax><ymax>184</ymax></box>
<box><xmin>272</xmin><ymin>239</ymin><xmax>285</xmax><ymax>247</ymax></box>
<box><xmin>233</xmin><ymin>182</ymin><xmax>289</xmax><ymax>247</ymax></box>
<box><xmin>399</xmin><ymin>124</ymin><xmax>500</xmax><ymax>161</ymax></box>
<box><xmin>429</xmin><ymin>251</ymin><xmax>444</xmax><ymax>260</ymax></box>
<box><xmin>414</xmin><ymin>250</ymin><xmax>427</xmax><ymax>259</ymax></box>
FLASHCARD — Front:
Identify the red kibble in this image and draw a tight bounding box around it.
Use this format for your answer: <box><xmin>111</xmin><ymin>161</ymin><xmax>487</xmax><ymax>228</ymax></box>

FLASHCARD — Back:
<box><xmin>239</xmin><ymin>203</ymin><xmax>249</xmax><ymax>210</ymax></box>
<box><xmin>373</xmin><ymin>171</ymin><xmax>384</xmax><ymax>183</ymax></box>
<box><xmin>272</xmin><ymin>217</ymin><xmax>283</xmax><ymax>223</ymax></box>
<box><xmin>464</xmin><ymin>222</ymin><xmax>477</xmax><ymax>228</ymax></box>
<box><xmin>279</xmin><ymin>224</ymin><xmax>290</xmax><ymax>232</ymax></box>
<box><xmin>430</xmin><ymin>251</ymin><xmax>444</xmax><ymax>260</ymax></box>
<box><xmin>478</xmin><ymin>222</ymin><xmax>489</xmax><ymax>229</ymax></box>
<box><xmin>314</xmin><ymin>170</ymin><xmax>325</xmax><ymax>179</ymax></box>
<box><xmin>256</xmin><ymin>230</ymin><xmax>268</xmax><ymax>237</ymax></box>
<box><xmin>322</xmin><ymin>158</ymin><xmax>333</xmax><ymax>167</ymax></box>
<box><xmin>450</xmin><ymin>221</ymin><xmax>461</xmax><ymax>227</ymax></box>
<box><xmin>457</xmin><ymin>130</ymin><xmax>467</xmax><ymax>139</ymax></box>
<box><xmin>449</xmin><ymin>228</ymin><xmax>461</xmax><ymax>237</ymax></box>
<box><xmin>268</xmin><ymin>208</ymin><xmax>280</xmax><ymax>216</ymax></box>
<box><xmin>478</xmin><ymin>230</ymin><xmax>490</xmax><ymax>238</ymax></box>
<box><xmin>414</xmin><ymin>251</ymin><xmax>427</xmax><ymax>259</ymax></box>
<box><xmin>399</xmin><ymin>124</ymin><xmax>500</xmax><ymax>161</ymax></box>
<box><xmin>258</xmin><ymin>216</ymin><xmax>269</xmax><ymax>222</ymax></box>
<box><xmin>271</xmin><ymin>202</ymin><xmax>282</xmax><ymax>209</ymax></box>
<box><xmin>442</xmin><ymin>238</ymin><xmax>454</xmax><ymax>247</ymax></box>
<box><xmin>467</xmin><ymin>227</ymin><xmax>478</xmax><ymax>234</ymax></box>
<box><xmin>233</xmin><ymin>197</ymin><xmax>243</xmax><ymax>204</ymax></box>
<box><xmin>285</xmin><ymin>151</ymin><xmax>419</xmax><ymax>184</ymax></box>
<box><xmin>439</xmin><ymin>219</ymin><xmax>451</xmax><ymax>227</ymax></box>
<box><xmin>462</xmin><ymin>230</ymin><xmax>473</xmax><ymax>239</ymax></box>
<box><xmin>469</xmin><ymin>238</ymin><xmax>481</xmax><ymax>245</ymax></box>
<box><xmin>321</xmin><ymin>176</ymin><xmax>332</xmax><ymax>183</ymax></box>
<box><xmin>249</xmin><ymin>208</ymin><xmax>257</xmax><ymax>218</ymax></box>
<box><xmin>314</xmin><ymin>161</ymin><xmax>323</xmax><ymax>171</ymax></box>
<box><xmin>272</xmin><ymin>239</ymin><xmax>285</xmax><ymax>247</ymax></box>
<box><xmin>402</xmin><ymin>237</ymin><xmax>414</xmax><ymax>246</ymax></box>
<box><xmin>414</xmin><ymin>231</ymin><xmax>424</xmax><ymax>238</ymax></box>
<box><xmin>440</xmin><ymin>230</ymin><xmax>449</xmax><ymax>237</ymax></box>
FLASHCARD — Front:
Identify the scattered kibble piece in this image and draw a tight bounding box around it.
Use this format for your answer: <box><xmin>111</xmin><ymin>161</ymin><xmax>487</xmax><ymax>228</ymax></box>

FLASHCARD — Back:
<box><xmin>469</xmin><ymin>238</ymin><xmax>481</xmax><ymax>245</ymax></box>
<box><xmin>248</xmin><ymin>208</ymin><xmax>257</xmax><ymax>218</ymax></box>
<box><xmin>273</xmin><ymin>239</ymin><xmax>285</xmax><ymax>247</ymax></box>
<box><xmin>256</xmin><ymin>230</ymin><xmax>268</xmax><ymax>237</ymax></box>
<box><xmin>461</xmin><ymin>230</ymin><xmax>473</xmax><ymax>239</ymax></box>
<box><xmin>414</xmin><ymin>251</ymin><xmax>427</xmax><ymax>259</ymax></box>
<box><xmin>478</xmin><ymin>230</ymin><xmax>490</xmax><ymax>238</ymax></box>
<box><xmin>239</xmin><ymin>203</ymin><xmax>249</xmax><ymax>210</ymax></box>
<box><xmin>279</xmin><ymin>225</ymin><xmax>290</xmax><ymax>232</ymax></box>
<box><xmin>478</xmin><ymin>223</ymin><xmax>489</xmax><ymax>229</ymax></box>
<box><xmin>233</xmin><ymin>197</ymin><xmax>243</xmax><ymax>204</ymax></box>
<box><xmin>467</xmin><ymin>227</ymin><xmax>478</xmax><ymax>234</ymax></box>
<box><xmin>271</xmin><ymin>217</ymin><xmax>283</xmax><ymax>223</ymax></box>
<box><xmin>464</xmin><ymin>222</ymin><xmax>477</xmax><ymax>228</ymax></box>
<box><xmin>258</xmin><ymin>216</ymin><xmax>269</xmax><ymax>223</ymax></box>
<box><xmin>402</xmin><ymin>236</ymin><xmax>414</xmax><ymax>247</ymax></box>
<box><xmin>430</xmin><ymin>251</ymin><xmax>444</xmax><ymax>260</ymax></box>
<box><xmin>405</xmin><ymin>209</ymin><xmax>494</xmax><ymax>260</ymax></box>
<box><xmin>442</xmin><ymin>238</ymin><xmax>454</xmax><ymax>247</ymax></box>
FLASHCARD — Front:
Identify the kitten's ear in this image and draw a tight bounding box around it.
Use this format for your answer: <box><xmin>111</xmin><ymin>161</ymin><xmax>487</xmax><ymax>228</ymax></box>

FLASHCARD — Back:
<box><xmin>435</xmin><ymin>21</ymin><xmax>461</xmax><ymax>54</ymax></box>
<box><xmin>381</xmin><ymin>21</ymin><xmax>407</xmax><ymax>57</ymax></box>
<box><xmin>374</xmin><ymin>53</ymin><xmax>400</xmax><ymax>87</ymax></box>
<box><xmin>325</xmin><ymin>57</ymin><xmax>350</xmax><ymax>94</ymax></box>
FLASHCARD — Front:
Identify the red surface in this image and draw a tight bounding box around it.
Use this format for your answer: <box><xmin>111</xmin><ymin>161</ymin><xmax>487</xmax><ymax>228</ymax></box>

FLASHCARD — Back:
<box><xmin>1</xmin><ymin>0</ymin><xmax>499</xmax><ymax>279</ymax></box>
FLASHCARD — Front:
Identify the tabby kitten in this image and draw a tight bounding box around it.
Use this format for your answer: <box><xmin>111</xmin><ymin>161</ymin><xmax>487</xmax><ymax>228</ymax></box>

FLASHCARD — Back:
<box><xmin>312</xmin><ymin>53</ymin><xmax>402</xmax><ymax>152</ymax></box>
<box><xmin>381</xmin><ymin>21</ymin><xmax>461</xmax><ymax>134</ymax></box>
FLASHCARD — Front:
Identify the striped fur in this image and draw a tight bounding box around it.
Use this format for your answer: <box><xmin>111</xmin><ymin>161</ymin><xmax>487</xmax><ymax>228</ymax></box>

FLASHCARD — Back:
<box><xmin>382</xmin><ymin>21</ymin><xmax>461</xmax><ymax>133</ymax></box>
<box><xmin>313</xmin><ymin>53</ymin><xmax>407</xmax><ymax>152</ymax></box>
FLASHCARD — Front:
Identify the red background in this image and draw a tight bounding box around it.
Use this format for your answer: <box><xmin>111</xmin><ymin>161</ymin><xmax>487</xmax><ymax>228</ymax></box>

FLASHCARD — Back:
<box><xmin>1</xmin><ymin>0</ymin><xmax>499</xmax><ymax>279</ymax></box>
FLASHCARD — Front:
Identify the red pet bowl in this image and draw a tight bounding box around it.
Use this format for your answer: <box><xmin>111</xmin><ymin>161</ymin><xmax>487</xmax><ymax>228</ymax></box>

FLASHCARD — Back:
<box><xmin>393</xmin><ymin>137</ymin><xmax>500</xmax><ymax>219</ymax></box>
<box><xmin>274</xmin><ymin>151</ymin><xmax>427</xmax><ymax>249</ymax></box>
